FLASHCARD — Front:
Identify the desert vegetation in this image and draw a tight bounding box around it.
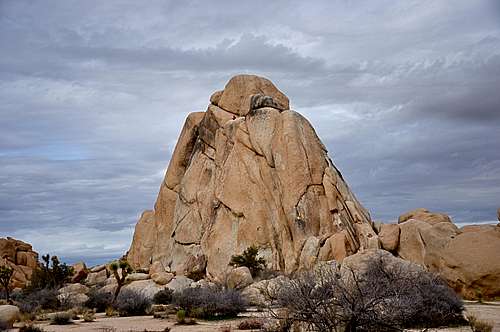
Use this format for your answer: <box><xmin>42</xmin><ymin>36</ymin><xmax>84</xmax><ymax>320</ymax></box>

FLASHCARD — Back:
<box><xmin>262</xmin><ymin>256</ymin><xmax>466</xmax><ymax>332</ymax></box>
<box><xmin>230</xmin><ymin>245</ymin><xmax>266</xmax><ymax>277</ymax></box>
<box><xmin>172</xmin><ymin>285</ymin><xmax>246</xmax><ymax>319</ymax></box>
<box><xmin>0</xmin><ymin>266</ymin><xmax>14</xmax><ymax>303</ymax></box>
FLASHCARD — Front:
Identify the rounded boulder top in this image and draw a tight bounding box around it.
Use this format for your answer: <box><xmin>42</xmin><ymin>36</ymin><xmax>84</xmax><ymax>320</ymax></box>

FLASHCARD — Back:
<box><xmin>214</xmin><ymin>74</ymin><xmax>290</xmax><ymax>116</ymax></box>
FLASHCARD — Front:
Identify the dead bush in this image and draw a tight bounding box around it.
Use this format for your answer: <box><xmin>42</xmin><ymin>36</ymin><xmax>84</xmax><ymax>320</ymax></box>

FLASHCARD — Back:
<box><xmin>268</xmin><ymin>256</ymin><xmax>465</xmax><ymax>332</ymax></box>
<box><xmin>172</xmin><ymin>285</ymin><xmax>246</xmax><ymax>319</ymax></box>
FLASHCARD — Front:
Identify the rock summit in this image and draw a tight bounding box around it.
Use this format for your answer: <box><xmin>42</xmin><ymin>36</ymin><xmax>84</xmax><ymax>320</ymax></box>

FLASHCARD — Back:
<box><xmin>128</xmin><ymin>74</ymin><xmax>378</xmax><ymax>280</ymax></box>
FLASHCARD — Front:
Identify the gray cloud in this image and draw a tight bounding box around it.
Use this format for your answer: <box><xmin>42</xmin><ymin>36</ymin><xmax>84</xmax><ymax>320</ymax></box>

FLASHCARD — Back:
<box><xmin>1</xmin><ymin>0</ymin><xmax>499</xmax><ymax>265</ymax></box>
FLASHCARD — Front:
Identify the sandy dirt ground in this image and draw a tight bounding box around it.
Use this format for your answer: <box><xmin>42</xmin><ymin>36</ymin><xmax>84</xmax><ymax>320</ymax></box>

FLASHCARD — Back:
<box><xmin>9</xmin><ymin>303</ymin><xmax>499</xmax><ymax>332</ymax></box>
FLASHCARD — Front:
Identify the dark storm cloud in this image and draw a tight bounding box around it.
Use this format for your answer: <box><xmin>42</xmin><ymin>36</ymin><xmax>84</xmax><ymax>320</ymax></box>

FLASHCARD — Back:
<box><xmin>1</xmin><ymin>0</ymin><xmax>499</xmax><ymax>264</ymax></box>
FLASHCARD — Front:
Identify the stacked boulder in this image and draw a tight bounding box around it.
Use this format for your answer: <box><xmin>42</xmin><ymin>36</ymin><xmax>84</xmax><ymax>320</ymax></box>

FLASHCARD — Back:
<box><xmin>377</xmin><ymin>208</ymin><xmax>500</xmax><ymax>299</ymax></box>
<box><xmin>0</xmin><ymin>237</ymin><xmax>38</xmax><ymax>289</ymax></box>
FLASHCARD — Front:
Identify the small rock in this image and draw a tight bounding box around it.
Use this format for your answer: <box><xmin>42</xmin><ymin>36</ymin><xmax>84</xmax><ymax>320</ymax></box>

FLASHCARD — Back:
<box><xmin>227</xmin><ymin>266</ymin><xmax>253</xmax><ymax>290</ymax></box>
<box><xmin>166</xmin><ymin>276</ymin><xmax>194</xmax><ymax>292</ymax></box>
<box><xmin>0</xmin><ymin>305</ymin><xmax>20</xmax><ymax>329</ymax></box>
<box><xmin>151</xmin><ymin>272</ymin><xmax>174</xmax><ymax>285</ymax></box>
<box><xmin>125</xmin><ymin>272</ymin><xmax>150</xmax><ymax>282</ymax></box>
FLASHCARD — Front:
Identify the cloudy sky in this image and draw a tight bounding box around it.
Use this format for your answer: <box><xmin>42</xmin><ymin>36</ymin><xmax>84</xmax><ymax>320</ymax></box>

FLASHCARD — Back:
<box><xmin>1</xmin><ymin>1</ymin><xmax>499</xmax><ymax>266</ymax></box>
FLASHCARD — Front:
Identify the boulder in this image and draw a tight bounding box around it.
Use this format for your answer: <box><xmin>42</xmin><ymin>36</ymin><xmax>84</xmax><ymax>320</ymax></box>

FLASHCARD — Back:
<box><xmin>438</xmin><ymin>225</ymin><xmax>500</xmax><ymax>299</ymax></box>
<box><xmin>0</xmin><ymin>237</ymin><xmax>38</xmax><ymax>288</ymax></box>
<box><xmin>166</xmin><ymin>276</ymin><xmax>193</xmax><ymax>292</ymax></box>
<box><xmin>497</xmin><ymin>208</ymin><xmax>500</xmax><ymax>222</ymax></box>
<box><xmin>378</xmin><ymin>223</ymin><xmax>400</xmax><ymax>252</ymax></box>
<box><xmin>227</xmin><ymin>266</ymin><xmax>253</xmax><ymax>289</ymax></box>
<box><xmin>398</xmin><ymin>208</ymin><xmax>451</xmax><ymax>225</ymax></box>
<box><xmin>218</xmin><ymin>74</ymin><xmax>289</xmax><ymax>116</ymax></box>
<box><xmin>127</xmin><ymin>75</ymin><xmax>374</xmax><ymax>279</ymax></box>
<box><xmin>241</xmin><ymin>275</ymin><xmax>289</xmax><ymax>307</ymax></box>
<box><xmin>59</xmin><ymin>283</ymin><xmax>89</xmax><ymax>295</ymax></box>
<box><xmin>393</xmin><ymin>209</ymin><xmax>500</xmax><ymax>299</ymax></box>
<box><xmin>151</xmin><ymin>272</ymin><xmax>174</xmax><ymax>285</ymax></box>
<box><xmin>71</xmin><ymin>261</ymin><xmax>88</xmax><ymax>283</ymax></box>
<box><xmin>125</xmin><ymin>272</ymin><xmax>150</xmax><ymax>282</ymax></box>
<box><xmin>340</xmin><ymin>249</ymin><xmax>422</xmax><ymax>283</ymax></box>
<box><xmin>90</xmin><ymin>264</ymin><xmax>106</xmax><ymax>273</ymax></box>
<box><xmin>318</xmin><ymin>232</ymin><xmax>350</xmax><ymax>262</ymax></box>
<box><xmin>86</xmin><ymin>269</ymin><xmax>108</xmax><ymax>286</ymax></box>
<box><xmin>0</xmin><ymin>305</ymin><xmax>20</xmax><ymax>329</ymax></box>
<box><xmin>123</xmin><ymin>279</ymin><xmax>166</xmax><ymax>300</ymax></box>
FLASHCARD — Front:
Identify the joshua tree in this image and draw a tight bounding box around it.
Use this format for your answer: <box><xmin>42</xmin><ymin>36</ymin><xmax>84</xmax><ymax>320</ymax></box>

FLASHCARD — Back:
<box><xmin>109</xmin><ymin>260</ymin><xmax>133</xmax><ymax>303</ymax></box>
<box><xmin>0</xmin><ymin>265</ymin><xmax>14</xmax><ymax>303</ymax></box>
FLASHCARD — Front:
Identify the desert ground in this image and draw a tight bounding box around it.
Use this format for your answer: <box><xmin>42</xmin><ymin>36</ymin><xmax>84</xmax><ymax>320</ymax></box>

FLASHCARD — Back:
<box><xmin>10</xmin><ymin>302</ymin><xmax>499</xmax><ymax>332</ymax></box>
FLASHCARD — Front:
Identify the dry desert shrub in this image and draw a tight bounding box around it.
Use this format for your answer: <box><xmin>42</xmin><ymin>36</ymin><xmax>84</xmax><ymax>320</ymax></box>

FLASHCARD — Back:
<box><xmin>238</xmin><ymin>318</ymin><xmax>264</xmax><ymax>329</ymax></box>
<box><xmin>467</xmin><ymin>314</ymin><xmax>494</xmax><ymax>332</ymax></box>
<box><xmin>50</xmin><ymin>311</ymin><xmax>72</xmax><ymax>325</ymax></box>
<box><xmin>266</xmin><ymin>256</ymin><xmax>465</xmax><ymax>332</ymax></box>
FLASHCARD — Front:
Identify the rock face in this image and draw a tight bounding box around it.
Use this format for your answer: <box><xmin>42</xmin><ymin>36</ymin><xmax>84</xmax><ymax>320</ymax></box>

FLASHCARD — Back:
<box><xmin>382</xmin><ymin>209</ymin><xmax>500</xmax><ymax>299</ymax></box>
<box><xmin>128</xmin><ymin>74</ymin><xmax>376</xmax><ymax>280</ymax></box>
<box><xmin>0</xmin><ymin>237</ymin><xmax>38</xmax><ymax>288</ymax></box>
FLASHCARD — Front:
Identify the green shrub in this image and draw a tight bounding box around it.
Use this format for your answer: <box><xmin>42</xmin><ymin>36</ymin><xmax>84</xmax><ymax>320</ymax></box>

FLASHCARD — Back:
<box><xmin>230</xmin><ymin>245</ymin><xmax>266</xmax><ymax>277</ymax></box>
<box><xmin>176</xmin><ymin>309</ymin><xmax>186</xmax><ymax>324</ymax></box>
<box><xmin>50</xmin><ymin>312</ymin><xmax>72</xmax><ymax>325</ymax></box>
<box><xmin>113</xmin><ymin>289</ymin><xmax>151</xmax><ymax>316</ymax></box>
<box><xmin>172</xmin><ymin>285</ymin><xmax>246</xmax><ymax>319</ymax></box>
<box><xmin>153</xmin><ymin>288</ymin><xmax>173</xmax><ymax>305</ymax></box>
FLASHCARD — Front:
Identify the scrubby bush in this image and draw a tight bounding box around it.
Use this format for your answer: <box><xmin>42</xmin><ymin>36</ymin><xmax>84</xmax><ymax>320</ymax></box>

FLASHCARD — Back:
<box><xmin>85</xmin><ymin>288</ymin><xmax>112</xmax><ymax>312</ymax></box>
<box><xmin>468</xmin><ymin>314</ymin><xmax>493</xmax><ymax>332</ymax></box>
<box><xmin>172</xmin><ymin>285</ymin><xmax>246</xmax><ymax>319</ymax></box>
<box><xmin>19</xmin><ymin>325</ymin><xmax>46</xmax><ymax>332</ymax></box>
<box><xmin>238</xmin><ymin>318</ymin><xmax>264</xmax><ymax>330</ymax></box>
<box><xmin>0</xmin><ymin>266</ymin><xmax>14</xmax><ymax>303</ymax></box>
<box><xmin>176</xmin><ymin>309</ymin><xmax>186</xmax><ymax>324</ymax></box>
<box><xmin>153</xmin><ymin>288</ymin><xmax>173</xmax><ymax>305</ymax></box>
<box><xmin>16</xmin><ymin>288</ymin><xmax>60</xmax><ymax>312</ymax></box>
<box><xmin>113</xmin><ymin>288</ymin><xmax>151</xmax><ymax>316</ymax></box>
<box><xmin>269</xmin><ymin>256</ymin><xmax>465</xmax><ymax>332</ymax></box>
<box><xmin>50</xmin><ymin>312</ymin><xmax>72</xmax><ymax>325</ymax></box>
<box><xmin>82</xmin><ymin>309</ymin><xmax>96</xmax><ymax>322</ymax></box>
<box><xmin>230</xmin><ymin>245</ymin><xmax>266</xmax><ymax>277</ymax></box>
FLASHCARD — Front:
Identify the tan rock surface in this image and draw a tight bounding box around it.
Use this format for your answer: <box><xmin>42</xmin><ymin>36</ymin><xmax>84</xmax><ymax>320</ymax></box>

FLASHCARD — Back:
<box><xmin>378</xmin><ymin>223</ymin><xmax>400</xmax><ymax>251</ymax></box>
<box><xmin>394</xmin><ymin>209</ymin><xmax>500</xmax><ymax>299</ymax></box>
<box><xmin>398</xmin><ymin>208</ymin><xmax>452</xmax><ymax>225</ymax></box>
<box><xmin>127</xmin><ymin>75</ymin><xmax>375</xmax><ymax>280</ymax></box>
<box><xmin>0</xmin><ymin>237</ymin><xmax>39</xmax><ymax>288</ymax></box>
<box><xmin>226</xmin><ymin>266</ymin><xmax>253</xmax><ymax>289</ymax></box>
<box><xmin>218</xmin><ymin>74</ymin><xmax>289</xmax><ymax>116</ymax></box>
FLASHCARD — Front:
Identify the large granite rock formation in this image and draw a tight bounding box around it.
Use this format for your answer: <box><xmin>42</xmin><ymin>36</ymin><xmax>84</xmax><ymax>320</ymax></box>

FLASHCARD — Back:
<box><xmin>0</xmin><ymin>237</ymin><xmax>38</xmax><ymax>289</ymax></box>
<box><xmin>380</xmin><ymin>208</ymin><xmax>500</xmax><ymax>300</ymax></box>
<box><xmin>128</xmin><ymin>74</ymin><xmax>378</xmax><ymax>280</ymax></box>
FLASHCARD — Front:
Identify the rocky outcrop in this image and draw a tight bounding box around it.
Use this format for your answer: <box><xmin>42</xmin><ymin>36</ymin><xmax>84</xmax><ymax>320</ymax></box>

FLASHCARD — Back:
<box><xmin>381</xmin><ymin>209</ymin><xmax>500</xmax><ymax>299</ymax></box>
<box><xmin>0</xmin><ymin>237</ymin><xmax>38</xmax><ymax>289</ymax></box>
<box><xmin>127</xmin><ymin>74</ymin><xmax>376</xmax><ymax>281</ymax></box>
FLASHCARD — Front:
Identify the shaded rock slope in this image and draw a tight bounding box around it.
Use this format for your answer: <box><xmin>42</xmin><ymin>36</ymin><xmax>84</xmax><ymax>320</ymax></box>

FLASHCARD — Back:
<box><xmin>128</xmin><ymin>74</ymin><xmax>378</xmax><ymax>280</ymax></box>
